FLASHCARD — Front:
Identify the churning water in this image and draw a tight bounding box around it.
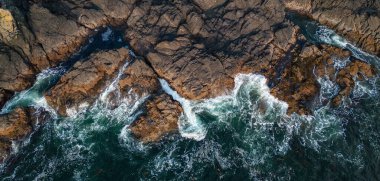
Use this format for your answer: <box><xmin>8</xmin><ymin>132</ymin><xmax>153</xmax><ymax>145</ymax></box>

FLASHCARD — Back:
<box><xmin>1</xmin><ymin>21</ymin><xmax>380</xmax><ymax>180</ymax></box>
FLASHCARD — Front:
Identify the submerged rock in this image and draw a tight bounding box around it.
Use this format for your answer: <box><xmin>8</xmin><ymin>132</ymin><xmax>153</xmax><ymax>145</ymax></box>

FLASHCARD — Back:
<box><xmin>130</xmin><ymin>93</ymin><xmax>182</xmax><ymax>143</ymax></box>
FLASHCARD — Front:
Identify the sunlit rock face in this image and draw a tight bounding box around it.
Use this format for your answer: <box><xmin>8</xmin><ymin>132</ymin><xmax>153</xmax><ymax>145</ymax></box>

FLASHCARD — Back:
<box><xmin>285</xmin><ymin>0</ymin><xmax>380</xmax><ymax>56</ymax></box>
<box><xmin>45</xmin><ymin>48</ymin><xmax>131</xmax><ymax>116</ymax></box>
<box><xmin>0</xmin><ymin>0</ymin><xmax>379</xmax><ymax>172</ymax></box>
<box><xmin>130</xmin><ymin>93</ymin><xmax>183</xmax><ymax>143</ymax></box>
<box><xmin>0</xmin><ymin>8</ymin><xmax>17</xmax><ymax>42</ymax></box>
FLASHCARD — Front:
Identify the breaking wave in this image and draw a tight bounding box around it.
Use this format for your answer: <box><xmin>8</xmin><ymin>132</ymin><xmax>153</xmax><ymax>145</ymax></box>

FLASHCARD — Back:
<box><xmin>1</xmin><ymin>22</ymin><xmax>380</xmax><ymax>180</ymax></box>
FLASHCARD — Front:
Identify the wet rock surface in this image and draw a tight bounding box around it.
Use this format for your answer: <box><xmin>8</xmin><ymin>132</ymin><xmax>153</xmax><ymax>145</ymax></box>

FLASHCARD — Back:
<box><xmin>285</xmin><ymin>0</ymin><xmax>380</xmax><ymax>56</ymax></box>
<box><xmin>0</xmin><ymin>0</ymin><xmax>378</xmax><ymax>155</ymax></box>
<box><xmin>124</xmin><ymin>0</ymin><xmax>295</xmax><ymax>100</ymax></box>
<box><xmin>45</xmin><ymin>48</ymin><xmax>130</xmax><ymax>116</ymax></box>
<box><xmin>0</xmin><ymin>108</ymin><xmax>31</xmax><ymax>162</ymax></box>
<box><xmin>0</xmin><ymin>89</ymin><xmax>13</xmax><ymax>109</ymax></box>
<box><xmin>130</xmin><ymin>93</ymin><xmax>182</xmax><ymax>143</ymax></box>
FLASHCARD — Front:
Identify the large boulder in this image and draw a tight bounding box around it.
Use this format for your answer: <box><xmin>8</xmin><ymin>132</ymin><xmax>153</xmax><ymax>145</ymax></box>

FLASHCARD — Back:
<box><xmin>45</xmin><ymin>48</ymin><xmax>130</xmax><ymax>116</ymax></box>
<box><xmin>130</xmin><ymin>93</ymin><xmax>182</xmax><ymax>143</ymax></box>
<box><xmin>0</xmin><ymin>108</ymin><xmax>31</xmax><ymax>162</ymax></box>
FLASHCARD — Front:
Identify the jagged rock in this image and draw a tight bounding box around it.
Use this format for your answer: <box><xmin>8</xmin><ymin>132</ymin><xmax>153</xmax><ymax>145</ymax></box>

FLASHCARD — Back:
<box><xmin>0</xmin><ymin>89</ymin><xmax>13</xmax><ymax>109</ymax></box>
<box><xmin>45</xmin><ymin>48</ymin><xmax>130</xmax><ymax>116</ymax></box>
<box><xmin>0</xmin><ymin>47</ymin><xmax>35</xmax><ymax>92</ymax></box>
<box><xmin>284</xmin><ymin>0</ymin><xmax>380</xmax><ymax>56</ymax></box>
<box><xmin>0</xmin><ymin>0</ymin><xmax>136</xmax><ymax>99</ymax></box>
<box><xmin>0</xmin><ymin>8</ymin><xmax>17</xmax><ymax>42</ymax></box>
<box><xmin>0</xmin><ymin>0</ymin><xmax>378</xmax><ymax>150</ymax></box>
<box><xmin>125</xmin><ymin>0</ymin><xmax>292</xmax><ymax>101</ymax></box>
<box><xmin>0</xmin><ymin>108</ymin><xmax>31</xmax><ymax>162</ymax></box>
<box><xmin>193</xmin><ymin>0</ymin><xmax>227</xmax><ymax>11</ymax></box>
<box><xmin>270</xmin><ymin>43</ymin><xmax>376</xmax><ymax>114</ymax></box>
<box><xmin>28</xmin><ymin>4</ymin><xmax>90</xmax><ymax>64</ymax></box>
<box><xmin>0</xmin><ymin>107</ymin><xmax>49</xmax><ymax>162</ymax></box>
<box><xmin>118</xmin><ymin>58</ymin><xmax>160</xmax><ymax>97</ymax></box>
<box><xmin>130</xmin><ymin>93</ymin><xmax>182</xmax><ymax>143</ymax></box>
<box><xmin>333</xmin><ymin>60</ymin><xmax>376</xmax><ymax>106</ymax></box>
<box><xmin>45</xmin><ymin>48</ymin><xmax>161</xmax><ymax>116</ymax></box>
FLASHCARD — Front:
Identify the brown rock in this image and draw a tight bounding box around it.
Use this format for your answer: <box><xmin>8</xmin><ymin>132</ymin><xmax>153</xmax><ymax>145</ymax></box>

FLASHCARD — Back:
<box><xmin>270</xmin><ymin>44</ymin><xmax>368</xmax><ymax>114</ymax></box>
<box><xmin>192</xmin><ymin>0</ymin><xmax>227</xmax><ymax>11</ymax></box>
<box><xmin>125</xmin><ymin>0</ymin><xmax>289</xmax><ymax>101</ymax></box>
<box><xmin>0</xmin><ymin>8</ymin><xmax>16</xmax><ymax>42</ymax></box>
<box><xmin>118</xmin><ymin>58</ymin><xmax>160</xmax><ymax>97</ymax></box>
<box><xmin>285</xmin><ymin>0</ymin><xmax>380</xmax><ymax>56</ymax></box>
<box><xmin>0</xmin><ymin>108</ymin><xmax>31</xmax><ymax>162</ymax></box>
<box><xmin>29</xmin><ymin>4</ymin><xmax>90</xmax><ymax>64</ymax></box>
<box><xmin>45</xmin><ymin>48</ymin><xmax>130</xmax><ymax>116</ymax></box>
<box><xmin>0</xmin><ymin>47</ymin><xmax>35</xmax><ymax>92</ymax></box>
<box><xmin>332</xmin><ymin>60</ymin><xmax>376</xmax><ymax>106</ymax></box>
<box><xmin>0</xmin><ymin>89</ymin><xmax>13</xmax><ymax>109</ymax></box>
<box><xmin>130</xmin><ymin>94</ymin><xmax>182</xmax><ymax>143</ymax></box>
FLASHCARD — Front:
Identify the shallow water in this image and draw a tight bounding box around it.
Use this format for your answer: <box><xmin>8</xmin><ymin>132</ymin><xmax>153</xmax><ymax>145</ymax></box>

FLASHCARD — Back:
<box><xmin>1</xmin><ymin>19</ymin><xmax>380</xmax><ymax>181</ymax></box>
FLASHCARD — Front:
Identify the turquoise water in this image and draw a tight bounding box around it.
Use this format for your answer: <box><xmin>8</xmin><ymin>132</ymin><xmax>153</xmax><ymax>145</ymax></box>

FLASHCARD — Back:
<box><xmin>1</xmin><ymin>20</ymin><xmax>380</xmax><ymax>180</ymax></box>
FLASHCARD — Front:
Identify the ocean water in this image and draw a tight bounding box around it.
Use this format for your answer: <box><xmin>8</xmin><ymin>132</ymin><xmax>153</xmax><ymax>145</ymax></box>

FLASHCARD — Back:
<box><xmin>1</xmin><ymin>19</ymin><xmax>380</xmax><ymax>180</ymax></box>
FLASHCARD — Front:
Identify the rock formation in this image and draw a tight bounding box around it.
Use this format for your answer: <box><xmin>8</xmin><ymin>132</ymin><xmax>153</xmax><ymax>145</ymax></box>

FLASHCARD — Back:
<box><xmin>0</xmin><ymin>8</ymin><xmax>17</xmax><ymax>42</ymax></box>
<box><xmin>0</xmin><ymin>0</ymin><xmax>378</xmax><ymax>162</ymax></box>
<box><xmin>45</xmin><ymin>48</ymin><xmax>130</xmax><ymax>116</ymax></box>
<box><xmin>0</xmin><ymin>108</ymin><xmax>31</xmax><ymax>162</ymax></box>
<box><xmin>130</xmin><ymin>94</ymin><xmax>183</xmax><ymax>143</ymax></box>
<box><xmin>284</xmin><ymin>0</ymin><xmax>380</xmax><ymax>56</ymax></box>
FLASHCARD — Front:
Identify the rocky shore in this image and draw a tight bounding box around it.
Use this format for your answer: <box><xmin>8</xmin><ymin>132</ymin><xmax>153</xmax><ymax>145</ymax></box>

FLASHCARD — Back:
<box><xmin>0</xmin><ymin>0</ymin><xmax>378</xmax><ymax>162</ymax></box>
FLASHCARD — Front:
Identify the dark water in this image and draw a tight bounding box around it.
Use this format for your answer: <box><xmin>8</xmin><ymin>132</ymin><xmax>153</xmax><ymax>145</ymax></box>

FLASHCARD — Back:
<box><xmin>1</xmin><ymin>19</ymin><xmax>380</xmax><ymax>181</ymax></box>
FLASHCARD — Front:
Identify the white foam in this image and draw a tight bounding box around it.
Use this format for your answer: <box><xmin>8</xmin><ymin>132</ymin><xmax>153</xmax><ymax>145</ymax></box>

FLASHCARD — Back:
<box><xmin>317</xmin><ymin>76</ymin><xmax>339</xmax><ymax>101</ymax></box>
<box><xmin>0</xmin><ymin>66</ymin><xmax>64</xmax><ymax>115</ymax></box>
<box><xmin>99</xmin><ymin>61</ymin><xmax>130</xmax><ymax>104</ymax></box>
<box><xmin>159</xmin><ymin>79</ymin><xmax>207</xmax><ymax>141</ymax></box>
<box><xmin>101</xmin><ymin>27</ymin><xmax>112</xmax><ymax>41</ymax></box>
<box><xmin>315</xmin><ymin>26</ymin><xmax>380</xmax><ymax>71</ymax></box>
<box><xmin>159</xmin><ymin>74</ymin><xmax>289</xmax><ymax>141</ymax></box>
<box><xmin>316</xmin><ymin>26</ymin><xmax>348</xmax><ymax>48</ymax></box>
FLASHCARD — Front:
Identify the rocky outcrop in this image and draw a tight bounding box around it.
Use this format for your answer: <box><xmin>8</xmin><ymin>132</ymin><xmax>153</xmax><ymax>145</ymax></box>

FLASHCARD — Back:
<box><xmin>125</xmin><ymin>0</ymin><xmax>296</xmax><ymax>101</ymax></box>
<box><xmin>0</xmin><ymin>0</ymin><xmax>378</xmax><ymax>159</ymax></box>
<box><xmin>0</xmin><ymin>89</ymin><xmax>13</xmax><ymax>109</ymax></box>
<box><xmin>333</xmin><ymin>60</ymin><xmax>376</xmax><ymax>106</ymax></box>
<box><xmin>0</xmin><ymin>0</ymin><xmax>136</xmax><ymax>108</ymax></box>
<box><xmin>130</xmin><ymin>93</ymin><xmax>182</xmax><ymax>143</ymax></box>
<box><xmin>0</xmin><ymin>108</ymin><xmax>31</xmax><ymax>162</ymax></box>
<box><xmin>118</xmin><ymin>58</ymin><xmax>160</xmax><ymax>97</ymax></box>
<box><xmin>270</xmin><ymin>43</ymin><xmax>376</xmax><ymax>114</ymax></box>
<box><xmin>0</xmin><ymin>47</ymin><xmax>35</xmax><ymax>92</ymax></box>
<box><xmin>0</xmin><ymin>107</ymin><xmax>49</xmax><ymax>162</ymax></box>
<box><xmin>284</xmin><ymin>0</ymin><xmax>380</xmax><ymax>56</ymax></box>
<box><xmin>192</xmin><ymin>0</ymin><xmax>227</xmax><ymax>11</ymax></box>
<box><xmin>0</xmin><ymin>8</ymin><xmax>17</xmax><ymax>42</ymax></box>
<box><xmin>45</xmin><ymin>48</ymin><xmax>130</xmax><ymax>116</ymax></box>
